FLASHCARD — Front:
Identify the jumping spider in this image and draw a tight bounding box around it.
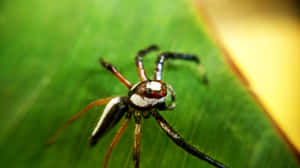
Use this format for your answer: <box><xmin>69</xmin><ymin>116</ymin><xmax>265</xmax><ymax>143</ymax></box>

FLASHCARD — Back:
<box><xmin>48</xmin><ymin>45</ymin><xmax>227</xmax><ymax>168</ymax></box>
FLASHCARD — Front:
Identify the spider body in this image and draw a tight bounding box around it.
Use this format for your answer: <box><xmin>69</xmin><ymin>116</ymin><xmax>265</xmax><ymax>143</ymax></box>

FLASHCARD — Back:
<box><xmin>48</xmin><ymin>45</ymin><xmax>227</xmax><ymax>168</ymax></box>
<box><xmin>128</xmin><ymin>80</ymin><xmax>167</xmax><ymax>109</ymax></box>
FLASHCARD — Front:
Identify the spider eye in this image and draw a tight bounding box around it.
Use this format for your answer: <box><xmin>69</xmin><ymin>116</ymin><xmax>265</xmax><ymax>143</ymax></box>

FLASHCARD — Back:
<box><xmin>147</xmin><ymin>88</ymin><xmax>152</xmax><ymax>94</ymax></box>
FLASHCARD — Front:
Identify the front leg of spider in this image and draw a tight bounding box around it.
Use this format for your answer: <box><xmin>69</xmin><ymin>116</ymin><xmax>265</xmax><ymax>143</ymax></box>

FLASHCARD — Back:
<box><xmin>154</xmin><ymin>51</ymin><xmax>208</xmax><ymax>84</ymax></box>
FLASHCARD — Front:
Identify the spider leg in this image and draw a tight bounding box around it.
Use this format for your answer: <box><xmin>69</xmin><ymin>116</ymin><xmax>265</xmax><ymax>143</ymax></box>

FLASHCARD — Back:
<box><xmin>152</xmin><ymin>111</ymin><xmax>227</xmax><ymax>168</ymax></box>
<box><xmin>89</xmin><ymin>96</ymin><xmax>129</xmax><ymax>146</ymax></box>
<box><xmin>136</xmin><ymin>45</ymin><xmax>160</xmax><ymax>81</ymax></box>
<box><xmin>100</xmin><ymin>58</ymin><xmax>133</xmax><ymax>89</ymax></box>
<box><xmin>154</xmin><ymin>52</ymin><xmax>207</xmax><ymax>84</ymax></box>
<box><xmin>47</xmin><ymin>96</ymin><xmax>114</xmax><ymax>145</ymax></box>
<box><xmin>102</xmin><ymin>114</ymin><xmax>131</xmax><ymax>168</ymax></box>
<box><xmin>133</xmin><ymin>112</ymin><xmax>142</xmax><ymax>168</ymax></box>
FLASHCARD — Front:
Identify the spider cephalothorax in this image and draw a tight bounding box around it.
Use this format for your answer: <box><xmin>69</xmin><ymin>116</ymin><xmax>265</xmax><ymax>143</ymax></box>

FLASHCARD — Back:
<box><xmin>48</xmin><ymin>45</ymin><xmax>227</xmax><ymax>168</ymax></box>
<box><xmin>129</xmin><ymin>80</ymin><xmax>168</xmax><ymax>108</ymax></box>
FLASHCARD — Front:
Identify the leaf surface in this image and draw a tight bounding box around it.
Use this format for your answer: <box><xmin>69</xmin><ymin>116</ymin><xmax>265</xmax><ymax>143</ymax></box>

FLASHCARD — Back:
<box><xmin>0</xmin><ymin>0</ymin><xmax>298</xmax><ymax>168</ymax></box>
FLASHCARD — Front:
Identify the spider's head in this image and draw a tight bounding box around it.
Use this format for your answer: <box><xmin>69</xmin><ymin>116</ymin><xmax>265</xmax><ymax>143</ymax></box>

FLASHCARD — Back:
<box><xmin>128</xmin><ymin>80</ymin><xmax>167</xmax><ymax>108</ymax></box>
<box><xmin>143</xmin><ymin>80</ymin><xmax>167</xmax><ymax>98</ymax></box>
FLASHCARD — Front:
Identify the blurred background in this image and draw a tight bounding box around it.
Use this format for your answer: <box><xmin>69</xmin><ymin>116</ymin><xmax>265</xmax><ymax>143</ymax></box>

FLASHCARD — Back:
<box><xmin>195</xmin><ymin>0</ymin><xmax>300</xmax><ymax>152</ymax></box>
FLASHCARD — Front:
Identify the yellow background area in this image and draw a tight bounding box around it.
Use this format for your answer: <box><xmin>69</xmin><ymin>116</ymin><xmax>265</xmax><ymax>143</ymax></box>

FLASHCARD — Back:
<box><xmin>196</xmin><ymin>0</ymin><xmax>300</xmax><ymax>152</ymax></box>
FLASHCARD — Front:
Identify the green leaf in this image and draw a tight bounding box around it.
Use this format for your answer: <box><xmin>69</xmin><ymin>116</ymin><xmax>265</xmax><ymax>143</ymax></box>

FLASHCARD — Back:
<box><xmin>0</xmin><ymin>0</ymin><xmax>298</xmax><ymax>168</ymax></box>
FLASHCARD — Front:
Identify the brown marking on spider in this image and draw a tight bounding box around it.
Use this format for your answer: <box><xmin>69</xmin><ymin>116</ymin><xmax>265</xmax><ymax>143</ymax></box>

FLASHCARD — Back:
<box><xmin>47</xmin><ymin>45</ymin><xmax>227</xmax><ymax>168</ymax></box>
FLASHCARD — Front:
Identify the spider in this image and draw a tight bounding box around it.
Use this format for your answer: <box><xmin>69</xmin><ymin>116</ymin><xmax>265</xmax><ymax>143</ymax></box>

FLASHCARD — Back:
<box><xmin>48</xmin><ymin>45</ymin><xmax>227</xmax><ymax>168</ymax></box>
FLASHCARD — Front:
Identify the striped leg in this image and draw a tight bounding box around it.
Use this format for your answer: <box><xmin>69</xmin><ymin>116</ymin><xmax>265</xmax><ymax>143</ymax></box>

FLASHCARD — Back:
<box><xmin>136</xmin><ymin>45</ymin><xmax>159</xmax><ymax>81</ymax></box>
<box><xmin>154</xmin><ymin>52</ymin><xmax>200</xmax><ymax>81</ymax></box>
